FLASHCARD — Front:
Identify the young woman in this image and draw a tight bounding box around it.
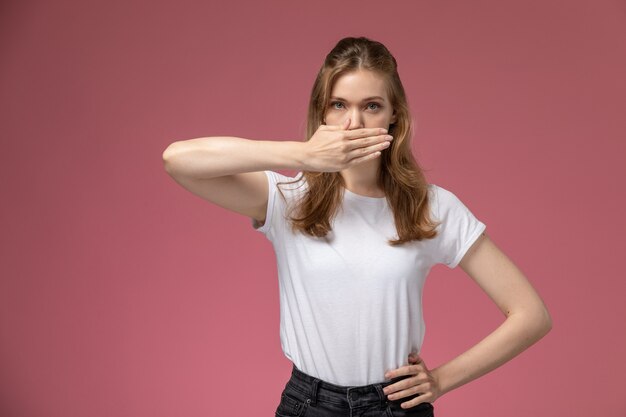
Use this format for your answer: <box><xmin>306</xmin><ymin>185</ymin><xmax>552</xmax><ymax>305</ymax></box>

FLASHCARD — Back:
<box><xmin>162</xmin><ymin>37</ymin><xmax>552</xmax><ymax>417</ymax></box>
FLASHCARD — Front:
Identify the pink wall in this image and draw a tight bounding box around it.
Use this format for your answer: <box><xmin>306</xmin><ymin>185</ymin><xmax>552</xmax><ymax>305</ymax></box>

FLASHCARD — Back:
<box><xmin>1</xmin><ymin>0</ymin><xmax>624</xmax><ymax>416</ymax></box>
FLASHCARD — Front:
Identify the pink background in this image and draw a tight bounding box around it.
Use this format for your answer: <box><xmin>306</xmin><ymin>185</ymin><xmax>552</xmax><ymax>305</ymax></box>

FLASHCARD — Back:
<box><xmin>1</xmin><ymin>0</ymin><xmax>624</xmax><ymax>416</ymax></box>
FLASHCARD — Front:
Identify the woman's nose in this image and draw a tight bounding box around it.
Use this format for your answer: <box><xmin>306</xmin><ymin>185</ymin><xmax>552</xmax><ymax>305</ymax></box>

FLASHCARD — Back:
<box><xmin>347</xmin><ymin>110</ymin><xmax>364</xmax><ymax>129</ymax></box>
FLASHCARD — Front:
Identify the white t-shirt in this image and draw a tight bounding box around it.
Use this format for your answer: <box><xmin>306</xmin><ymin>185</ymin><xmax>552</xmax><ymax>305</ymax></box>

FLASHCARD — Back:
<box><xmin>251</xmin><ymin>170</ymin><xmax>486</xmax><ymax>386</ymax></box>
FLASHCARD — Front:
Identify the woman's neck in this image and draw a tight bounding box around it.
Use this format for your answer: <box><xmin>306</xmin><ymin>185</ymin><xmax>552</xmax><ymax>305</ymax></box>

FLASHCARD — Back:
<box><xmin>340</xmin><ymin>159</ymin><xmax>384</xmax><ymax>197</ymax></box>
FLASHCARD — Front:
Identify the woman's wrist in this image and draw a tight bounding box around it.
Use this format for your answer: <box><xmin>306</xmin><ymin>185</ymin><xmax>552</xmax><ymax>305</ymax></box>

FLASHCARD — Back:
<box><xmin>430</xmin><ymin>366</ymin><xmax>451</xmax><ymax>397</ymax></box>
<box><xmin>281</xmin><ymin>140</ymin><xmax>310</xmax><ymax>171</ymax></box>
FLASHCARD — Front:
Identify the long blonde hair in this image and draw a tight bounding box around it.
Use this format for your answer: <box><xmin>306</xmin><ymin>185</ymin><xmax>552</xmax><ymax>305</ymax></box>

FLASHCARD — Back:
<box><xmin>279</xmin><ymin>36</ymin><xmax>439</xmax><ymax>246</ymax></box>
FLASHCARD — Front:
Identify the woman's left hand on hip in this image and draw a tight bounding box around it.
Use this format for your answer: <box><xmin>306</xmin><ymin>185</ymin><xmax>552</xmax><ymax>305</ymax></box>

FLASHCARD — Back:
<box><xmin>382</xmin><ymin>352</ymin><xmax>442</xmax><ymax>409</ymax></box>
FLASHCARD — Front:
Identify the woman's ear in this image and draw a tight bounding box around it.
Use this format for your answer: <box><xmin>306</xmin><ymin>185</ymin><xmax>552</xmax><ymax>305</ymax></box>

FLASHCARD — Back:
<box><xmin>390</xmin><ymin>110</ymin><xmax>397</xmax><ymax>124</ymax></box>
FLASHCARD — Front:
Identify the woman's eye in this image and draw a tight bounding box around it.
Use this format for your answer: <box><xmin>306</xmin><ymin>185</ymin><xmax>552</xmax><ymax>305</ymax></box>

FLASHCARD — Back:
<box><xmin>330</xmin><ymin>101</ymin><xmax>381</xmax><ymax>111</ymax></box>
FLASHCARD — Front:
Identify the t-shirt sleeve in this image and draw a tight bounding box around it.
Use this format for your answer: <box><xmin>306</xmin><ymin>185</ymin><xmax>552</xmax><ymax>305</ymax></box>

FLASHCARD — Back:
<box><xmin>251</xmin><ymin>170</ymin><xmax>279</xmax><ymax>238</ymax></box>
<box><xmin>431</xmin><ymin>185</ymin><xmax>487</xmax><ymax>269</ymax></box>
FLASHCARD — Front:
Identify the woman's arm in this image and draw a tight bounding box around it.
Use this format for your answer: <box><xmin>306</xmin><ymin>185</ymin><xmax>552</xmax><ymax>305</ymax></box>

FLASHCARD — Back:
<box><xmin>161</xmin><ymin>127</ymin><xmax>391</xmax><ymax>222</ymax></box>
<box><xmin>162</xmin><ymin>136</ymin><xmax>307</xmax><ymax>179</ymax></box>
<box><xmin>162</xmin><ymin>137</ymin><xmax>311</xmax><ymax>223</ymax></box>
<box><xmin>431</xmin><ymin>231</ymin><xmax>553</xmax><ymax>396</ymax></box>
<box><xmin>376</xmin><ymin>230</ymin><xmax>552</xmax><ymax>408</ymax></box>
<box><xmin>161</xmin><ymin>124</ymin><xmax>391</xmax><ymax>179</ymax></box>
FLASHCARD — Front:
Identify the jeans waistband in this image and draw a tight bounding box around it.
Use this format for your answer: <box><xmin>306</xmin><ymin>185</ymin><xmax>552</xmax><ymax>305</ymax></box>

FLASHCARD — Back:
<box><xmin>287</xmin><ymin>363</ymin><xmax>412</xmax><ymax>409</ymax></box>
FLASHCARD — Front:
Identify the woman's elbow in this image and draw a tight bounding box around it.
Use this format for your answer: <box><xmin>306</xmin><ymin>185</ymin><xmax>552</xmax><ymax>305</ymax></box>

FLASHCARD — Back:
<box><xmin>541</xmin><ymin>305</ymin><xmax>553</xmax><ymax>333</ymax></box>
<box><xmin>530</xmin><ymin>303</ymin><xmax>553</xmax><ymax>338</ymax></box>
<box><xmin>162</xmin><ymin>141</ymin><xmax>182</xmax><ymax>166</ymax></box>
<box><xmin>513</xmin><ymin>301</ymin><xmax>553</xmax><ymax>338</ymax></box>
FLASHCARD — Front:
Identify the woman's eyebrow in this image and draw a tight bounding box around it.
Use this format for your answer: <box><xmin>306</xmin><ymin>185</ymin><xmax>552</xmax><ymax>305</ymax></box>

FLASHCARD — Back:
<box><xmin>330</xmin><ymin>96</ymin><xmax>385</xmax><ymax>102</ymax></box>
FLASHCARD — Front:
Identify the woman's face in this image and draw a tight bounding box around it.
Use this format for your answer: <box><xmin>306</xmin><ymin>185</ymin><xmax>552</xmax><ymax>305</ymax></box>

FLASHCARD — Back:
<box><xmin>323</xmin><ymin>69</ymin><xmax>397</xmax><ymax>130</ymax></box>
